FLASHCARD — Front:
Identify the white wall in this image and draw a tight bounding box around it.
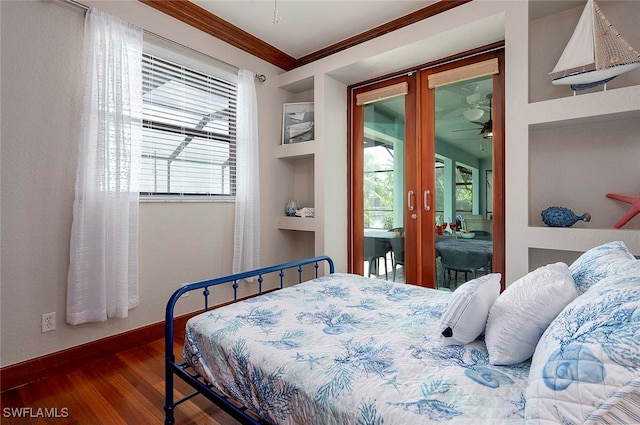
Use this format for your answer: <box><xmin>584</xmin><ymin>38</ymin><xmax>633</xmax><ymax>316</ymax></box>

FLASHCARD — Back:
<box><xmin>0</xmin><ymin>0</ymin><xmax>294</xmax><ymax>367</ymax></box>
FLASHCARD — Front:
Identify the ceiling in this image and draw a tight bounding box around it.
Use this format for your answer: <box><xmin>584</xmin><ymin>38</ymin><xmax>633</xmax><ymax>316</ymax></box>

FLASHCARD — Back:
<box><xmin>190</xmin><ymin>1</ymin><xmax>437</xmax><ymax>59</ymax></box>
<box><xmin>186</xmin><ymin>0</ymin><xmax>595</xmax><ymax>62</ymax></box>
<box><xmin>143</xmin><ymin>0</ymin><xmax>500</xmax><ymax>75</ymax></box>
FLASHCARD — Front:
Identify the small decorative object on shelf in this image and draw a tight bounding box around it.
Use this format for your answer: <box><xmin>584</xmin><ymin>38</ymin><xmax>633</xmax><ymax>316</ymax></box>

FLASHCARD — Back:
<box><xmin>541</xmin><ymin>206</ymin><xmax>591</xmax><ymax>227</ymax></box>
<box><xmin>295</xmin><ymin>207</ymin><xmax>315</xmax><ymax>218</ymax></box>
<box><xmin>285</xmin><ymin>200</ymin><xmax>299</xmax><ymax>216</ymax></box>
<box><xmin>282</xmin><ymin>102</ymin><xmax>314</xmax><ymax>144</ymax></box>
<box><xmin>605</xmin><ymin>192</ymin><xmax>640</xmax><ymax>229</ymax></box>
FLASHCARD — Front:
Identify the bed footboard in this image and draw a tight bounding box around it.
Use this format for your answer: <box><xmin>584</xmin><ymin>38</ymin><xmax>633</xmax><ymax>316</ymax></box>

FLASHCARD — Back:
<box><xmin>164</xmin><ymin>255</ymin><xmax>334</xmax><ymax>425</ymax></box>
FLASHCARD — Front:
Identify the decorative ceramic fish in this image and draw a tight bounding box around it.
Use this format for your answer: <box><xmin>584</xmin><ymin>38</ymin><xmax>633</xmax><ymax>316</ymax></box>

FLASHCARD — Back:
<box><xmin>541</xmin><ymin>207</ymin><xmax>591</xmax><ymax>227</ymax></box>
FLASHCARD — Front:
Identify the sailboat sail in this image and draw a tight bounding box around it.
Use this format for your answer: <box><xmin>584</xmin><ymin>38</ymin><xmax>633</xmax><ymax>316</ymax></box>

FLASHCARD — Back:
<box><xmin>552</xmin><ymin>0</ymin><xmax>595</xmax><ymax>74</ymax></box>
<box><xmin>551</xmin><ymin>0</ymin><xmax>640</xmax><ymax>90</ymax></box>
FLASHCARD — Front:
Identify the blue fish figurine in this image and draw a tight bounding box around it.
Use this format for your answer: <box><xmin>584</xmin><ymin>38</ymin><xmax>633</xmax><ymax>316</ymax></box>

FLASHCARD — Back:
<box><xmin>541</xmin><ymin>206</ymin><xmax>591</xmax><ymax>227</ymax></box>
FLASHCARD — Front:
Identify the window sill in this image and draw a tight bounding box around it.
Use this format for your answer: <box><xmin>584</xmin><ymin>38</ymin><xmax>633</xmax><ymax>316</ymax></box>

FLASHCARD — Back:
<box><xmin>139</xmin><ymin>196</ymin><xmax>234</xmax><ymax>203</ymax></box>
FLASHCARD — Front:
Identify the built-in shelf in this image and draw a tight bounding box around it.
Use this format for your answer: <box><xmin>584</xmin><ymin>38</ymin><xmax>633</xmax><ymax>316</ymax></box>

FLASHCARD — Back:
<box><xmin>525</xmin><ymin>0</ymin><xmax>640</xmax><ymax>262</ymax></box>
<box><xmin>523</xmin><ymin>227</ymin><xmax>640</xmax><ymax>255</ymax></box>
<box><xmin>528</xmin><ymin>0</ymin><xmax>640</xmax><ymax>103</ymax></box>
<box><xmin>527</xmin><ymin>86</ymin><xmax>640</xmax><ymax>127</ymax></box>
<box><xmin>276</xmin><ymin>140</ymin><xmax>316</xmax><ymax>159</ymax></box>
<box><xmin>276</xmin><ymin>139</ymin><xmax>316</xmax><ymax>234</ymax></box>
<box><xmin>277</xmin><ymin>216</ymin><xmax>318</xmax><ymax>232</ymax></box>
<box><xmin>528</xmin><ymin>111</ymin><xmax>639</xmax><ymax>231</ymax></box>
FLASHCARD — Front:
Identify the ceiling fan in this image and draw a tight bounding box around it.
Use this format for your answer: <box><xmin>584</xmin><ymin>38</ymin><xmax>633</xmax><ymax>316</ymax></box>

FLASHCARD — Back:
<box><xmin>451</xmin><ymin>93</ymin><xmax>493</xmax><ymax>139</ymax></box>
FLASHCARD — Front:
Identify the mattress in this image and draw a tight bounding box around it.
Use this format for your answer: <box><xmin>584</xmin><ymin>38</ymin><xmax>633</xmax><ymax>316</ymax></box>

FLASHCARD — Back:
<box><xmin>183</xmin><ymin>273</ymin><xmax>530</xmax><ymax>424</ymax></box>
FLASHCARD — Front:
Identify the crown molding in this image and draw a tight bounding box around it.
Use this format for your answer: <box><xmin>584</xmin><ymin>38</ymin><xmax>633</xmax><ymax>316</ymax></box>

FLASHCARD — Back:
<box><xmin>296</xmin><ymin>0</ymin><xmax>472</xmax><ymax>67</ymax></box>
<box><xmin>139</xmin><ymin>0</ymin><xmax>471</xmax><ymax>71</ymax></box>
<box><xmin>139</xmin><ymin>0</ymin><xmax>298</xmax><ymax>70</ymax></box>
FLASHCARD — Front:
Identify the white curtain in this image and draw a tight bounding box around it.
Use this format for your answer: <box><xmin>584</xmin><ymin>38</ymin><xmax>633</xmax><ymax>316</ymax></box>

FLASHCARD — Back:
<box><xmin>233</xmin><ymin>69</ymin><xmax>261</xmax><ymax>275</ymax></box>
<box><xmin>67</xmin><ymin>8</ymin><xmax>143</xmax><ymax>325</ymax></box>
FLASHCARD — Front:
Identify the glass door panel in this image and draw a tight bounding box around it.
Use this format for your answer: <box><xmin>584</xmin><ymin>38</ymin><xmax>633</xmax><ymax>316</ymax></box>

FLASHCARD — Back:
<box><xmin>362</xmin><ymin>95</ymin><xmax>405</xmax><ymax>282</ymax></box>
<box><xmin>433</xmin><ymin>76</ymin><xmax>494</xmax><ymax>290</ymax></box>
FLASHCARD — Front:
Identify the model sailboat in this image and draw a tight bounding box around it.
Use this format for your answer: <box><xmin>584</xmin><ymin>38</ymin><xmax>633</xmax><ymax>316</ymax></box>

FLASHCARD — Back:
<box><xmin>550</xmin><ymin>0</ymin><xmax>640</xmax><ymax>91</ymax></box>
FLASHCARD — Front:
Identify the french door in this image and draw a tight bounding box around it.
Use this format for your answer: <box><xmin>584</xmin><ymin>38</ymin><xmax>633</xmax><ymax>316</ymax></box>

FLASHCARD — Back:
<box><xmin>349</xmin><ymin>49</ymin><xmax>505</xmax><ymax>288</ymax></box>
<box><xmin>349</xmin><ymin>74</ymin><xmax>419</xmax><ymax>283</ymax></box>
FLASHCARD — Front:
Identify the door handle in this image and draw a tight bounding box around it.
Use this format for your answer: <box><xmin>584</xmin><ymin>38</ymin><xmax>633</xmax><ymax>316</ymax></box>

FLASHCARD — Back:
<box><xmin>407</xmin><ymin>190</ymin><xmax>415</xmax><ymax>211</ymax></box>
<box><xmin>423</xmin><ymin>189</ymin><xmax>431</xmax><ymax>211</ymax></box>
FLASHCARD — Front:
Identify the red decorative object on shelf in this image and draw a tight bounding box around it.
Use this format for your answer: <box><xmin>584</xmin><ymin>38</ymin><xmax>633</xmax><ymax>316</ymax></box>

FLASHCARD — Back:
<box><xmin>606</xmin><ymin>192</ymin><xmax>640</xmax><ymax>229</ymax></box>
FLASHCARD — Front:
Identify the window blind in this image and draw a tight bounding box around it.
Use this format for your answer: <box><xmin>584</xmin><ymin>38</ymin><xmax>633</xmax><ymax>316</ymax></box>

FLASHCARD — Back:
<box><xmin>355</xmin><ymin>82</ymin><xmax>408</xmax><ymax>106</ymax></box>
<box><xmin>141</xmin><ymin>51</ymin><xmax>237</xmax><ymax>198</ymax></box>
<box><xmin>427</xmin><ymin>58</ymin><xmax>499</xmax><ymax>89</ymax></box>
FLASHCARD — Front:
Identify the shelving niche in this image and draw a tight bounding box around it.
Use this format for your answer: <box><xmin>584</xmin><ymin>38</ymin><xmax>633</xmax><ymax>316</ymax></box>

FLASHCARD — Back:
<box><xmin>529</xmin><ymin>0</ymin><xmax>640</xmax><ymax>104</ymax></box>
<box><xmin>276</xmin><ymin>140</ymin><xmax>317</xmax><ymax>232</ymax></box>
<box><xmin>526</xmin><ymin>0</ymin><xmax>640</xmax><ymax>261</ymax></box>
<box><xmin>273</xmin><ymin>79</ymin><xmax>317</xmax><ymax>234</ymax></box>
<box><xmin>529</xmin><ymin>109</ymin><xmax>640</xmax><ymax>230</ymax></box>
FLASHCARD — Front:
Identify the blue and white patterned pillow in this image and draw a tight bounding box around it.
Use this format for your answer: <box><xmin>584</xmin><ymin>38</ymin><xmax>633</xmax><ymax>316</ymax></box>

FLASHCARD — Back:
<box><xmin>568</xmin><ymin>241</ymin><xmax>635</xmax><ymax>293</ymax></box>
<box><xmin>525</xmin><ymin>260</ymin><xmax>640</xmax><ymax>424</ymax></box>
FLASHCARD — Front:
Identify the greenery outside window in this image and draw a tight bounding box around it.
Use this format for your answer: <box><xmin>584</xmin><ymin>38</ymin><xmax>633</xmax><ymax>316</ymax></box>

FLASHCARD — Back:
<box><xmin>455</xmin><ymin>165</ymin><xmax>473</xmax><ymax>212</ymax></box>
<box><xmin>364</xmin><ymin>145</ymin><xmax>394</xmax><ymax>229</ymax></box>
<box><xmin>435</xmin><ymin>159</ymin><xmax>445</xmax><ymax>214</ymax></box>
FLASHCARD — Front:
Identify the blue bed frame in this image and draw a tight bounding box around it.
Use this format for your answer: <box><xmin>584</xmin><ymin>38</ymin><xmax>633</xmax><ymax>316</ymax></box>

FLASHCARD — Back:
<box><xmin>164</xmin><ymin>256</ymin><xmax>335</xmax><ymax>425</ymax></box>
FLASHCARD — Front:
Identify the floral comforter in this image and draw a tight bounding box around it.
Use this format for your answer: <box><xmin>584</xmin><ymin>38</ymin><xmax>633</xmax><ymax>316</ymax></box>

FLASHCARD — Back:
<box><xmin>183</xmin><ymin>273</ymin><xmax>529</xmax><ymax>424</ymax></box>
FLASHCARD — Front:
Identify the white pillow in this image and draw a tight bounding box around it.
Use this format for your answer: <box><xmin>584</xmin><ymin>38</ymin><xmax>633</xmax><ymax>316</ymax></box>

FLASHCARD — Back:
<box><xmin>484</xmin><ymin>262</ymin><xmax>579</xmax><ymax>365</ymax></box>
<box><xmin>439</xmin><ymin>273</ymin><xmax>501</xmax><ymax>346</ymax></box>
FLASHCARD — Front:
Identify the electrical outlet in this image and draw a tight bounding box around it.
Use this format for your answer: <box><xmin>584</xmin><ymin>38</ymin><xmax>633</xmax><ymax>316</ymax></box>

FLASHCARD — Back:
<box><xmin>42</xmin><ymin>312</ymin><xmax>56</xmax><ymax>333</ymax></box>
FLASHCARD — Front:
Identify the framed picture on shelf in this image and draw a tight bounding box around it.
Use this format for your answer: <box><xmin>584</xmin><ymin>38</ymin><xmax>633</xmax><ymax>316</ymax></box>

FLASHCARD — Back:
<box><xmin>282</xmin><ymin>102</ymin><xmax>314</xmax><ymax>144</ymax></box>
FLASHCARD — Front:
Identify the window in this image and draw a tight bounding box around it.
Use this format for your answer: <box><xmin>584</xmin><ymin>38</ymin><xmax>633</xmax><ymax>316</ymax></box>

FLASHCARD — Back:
<box><xmin>455</xmin><ymin>165</ymin><xmax>473</xmax><ymax>212</ymax></box>
<box><xmin>141</xmin><ymin>45</ymin><xmax>237</xmax><ymax>198</ymax></box>
<box><xmin>435</xmin><ymin>159</ymin><xmax>445</xmax><ymax>213</ymax></box>
<box><xmin>363</xmin><ymin>144</ymin><xmax>395</xmax><ymax>229</ymax></box>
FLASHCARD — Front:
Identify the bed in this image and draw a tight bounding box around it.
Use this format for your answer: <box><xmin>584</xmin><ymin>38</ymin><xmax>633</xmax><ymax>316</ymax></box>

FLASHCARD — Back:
<box><xmin>164</xmin><ymin>243</ymin><xmax>640</xmax><ymax>425</ymax></box>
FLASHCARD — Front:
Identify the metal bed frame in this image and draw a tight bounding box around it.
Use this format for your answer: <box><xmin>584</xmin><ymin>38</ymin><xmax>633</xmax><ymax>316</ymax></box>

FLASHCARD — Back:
<box><xmin>164</xmin><ymin>256</ymin><xmax>335</xmax><ymax>425</ymax></box>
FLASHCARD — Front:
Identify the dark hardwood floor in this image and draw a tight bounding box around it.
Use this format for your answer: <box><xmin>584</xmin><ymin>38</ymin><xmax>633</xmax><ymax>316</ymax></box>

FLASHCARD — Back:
<box><xmin>0</xmin><ymin>334</ymin><xmax>241</xmax><ymax>425</ymax></box>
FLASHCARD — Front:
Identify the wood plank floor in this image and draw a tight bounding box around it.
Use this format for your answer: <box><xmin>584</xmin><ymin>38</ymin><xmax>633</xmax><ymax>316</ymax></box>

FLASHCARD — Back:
<box><xmin>0</xmin><ymin>334</ymin><xmax>242</xmax><ymax>425</ymax></box>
